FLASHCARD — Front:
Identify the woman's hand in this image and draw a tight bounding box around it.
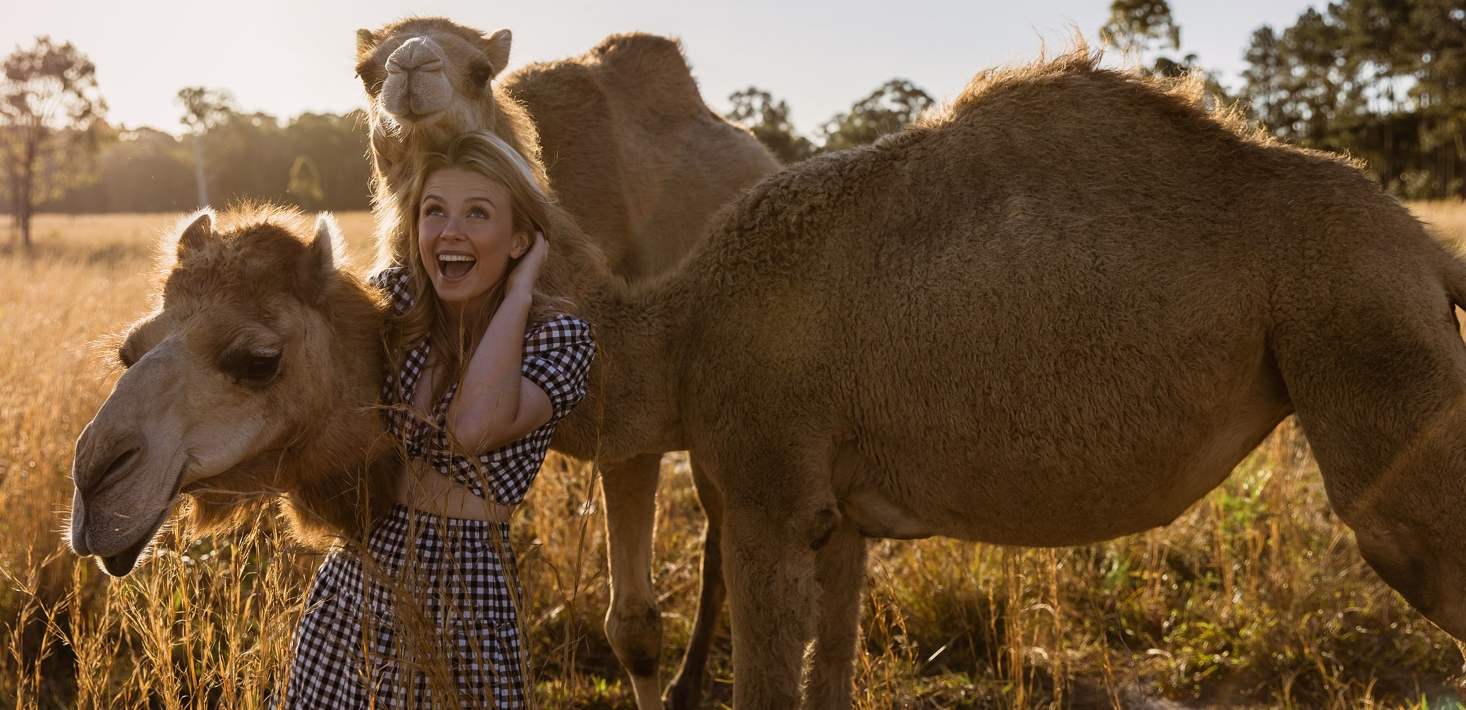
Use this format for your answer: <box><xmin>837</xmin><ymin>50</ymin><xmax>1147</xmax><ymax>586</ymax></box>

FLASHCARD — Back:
<box><xmin>507</xmin><ymin>231</ymin><xmax>548</xmax><ymax>297</ymax></box>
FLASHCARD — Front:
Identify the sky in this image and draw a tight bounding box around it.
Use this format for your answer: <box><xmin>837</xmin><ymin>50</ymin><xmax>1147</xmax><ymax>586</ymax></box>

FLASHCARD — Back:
<box><xmin>4</xmin><ymin>1</ymin><xmax>1325</xmax><ymax>137</ymax></box>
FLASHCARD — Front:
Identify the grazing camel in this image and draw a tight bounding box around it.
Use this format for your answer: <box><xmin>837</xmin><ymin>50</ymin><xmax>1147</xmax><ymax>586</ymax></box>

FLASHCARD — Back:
<box><xmin>355</xmin><ymin>17</ymin><xmax>777</xmax><ymax>708</ymax></box>
<box><xmin>68</xmin><ymin>208</ymin><xmax>394</xmax><ymax>575</ymax></box>
<box><xmin>72</xmin><ymin>51</ymin><xmax>1466</xmax><ymax>708</ymax></box>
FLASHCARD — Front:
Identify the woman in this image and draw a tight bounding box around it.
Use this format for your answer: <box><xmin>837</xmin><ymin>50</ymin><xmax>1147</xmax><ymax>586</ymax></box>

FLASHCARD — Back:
<box><xmin>284</xmin><ymin>131</ymin><xmax>595</xmax><ymax>709</ymax></box>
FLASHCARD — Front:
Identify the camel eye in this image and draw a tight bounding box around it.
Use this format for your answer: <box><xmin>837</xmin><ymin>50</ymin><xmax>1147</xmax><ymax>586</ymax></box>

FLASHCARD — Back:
<box><xmin>469</xmin><ymin>63</ymin><xmax>493</xmax><ymax>87</ymax></box>
<box><xmin>357</xmin><ymin>63</ymin><xmax>386</xmax><ymax>95</ymax></box>
<box><xmin>220</xmin><ymin>348</ymin><xmax>282</xmax><ymax>385</ymax></box>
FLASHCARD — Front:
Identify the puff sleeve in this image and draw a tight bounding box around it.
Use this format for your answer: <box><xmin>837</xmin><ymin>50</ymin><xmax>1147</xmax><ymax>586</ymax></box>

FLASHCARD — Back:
<box><xmin>519</xmin><ymin>314</ymin><xmax>596</xmax><ymax>423</ymax></box>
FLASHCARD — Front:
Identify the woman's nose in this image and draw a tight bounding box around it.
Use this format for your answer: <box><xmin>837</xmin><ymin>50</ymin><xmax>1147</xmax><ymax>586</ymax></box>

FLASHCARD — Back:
<box><xmin>441</xmin><ymin>215</ymin><xmax>465</xmax><ymax>239</ymax></box>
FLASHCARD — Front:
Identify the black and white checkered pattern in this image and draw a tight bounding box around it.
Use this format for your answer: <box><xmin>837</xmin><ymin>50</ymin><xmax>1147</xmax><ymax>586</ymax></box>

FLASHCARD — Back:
<box><xmin>283</xmin><ymin>504</ymin><xmax>526</xmax><ymax>709</ymax></box>
<box><xmin>280</xmin><ymin>268</ymin><xmax>595</xmax><ymax>708</ymax></box>
<box><xmin>372</xmin><ymin>267</ymin><xmax>596</xmax><ymax>505</ymax></box>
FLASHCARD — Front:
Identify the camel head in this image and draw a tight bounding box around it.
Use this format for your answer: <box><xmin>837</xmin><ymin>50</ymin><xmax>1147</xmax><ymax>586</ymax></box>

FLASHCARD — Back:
<box><xmin>355</xmin><ymin>17</ymin><xmax>518</xmax><ymax>180</ymax></box>
<box><xmin>69</xmin><ymin>207</ymin><xmax>389</xmax><ymax>576</ymax></box>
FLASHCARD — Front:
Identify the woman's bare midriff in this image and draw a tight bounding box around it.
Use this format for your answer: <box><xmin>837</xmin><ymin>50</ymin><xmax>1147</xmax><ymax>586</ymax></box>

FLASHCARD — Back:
<box><xmin>395</xmin><ymin>459</ymin><xmax>516</xmax><ymax>522</ymax></box>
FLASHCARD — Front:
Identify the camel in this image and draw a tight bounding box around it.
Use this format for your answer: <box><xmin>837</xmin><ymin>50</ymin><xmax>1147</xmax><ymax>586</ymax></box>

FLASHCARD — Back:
<box><xmin>355</xmin><ymin>17</ymin><xmax>778</xmax><ymax>708</ymax></box>
<box><xmin>67</xmin><ymin>207</ymin><xmax>395</xmax><ymax>574</ymax></box>
<box><xmin>73</xmin><ymin>50</ymin><xmax>1466</xmax><ymax>708</ymax></box>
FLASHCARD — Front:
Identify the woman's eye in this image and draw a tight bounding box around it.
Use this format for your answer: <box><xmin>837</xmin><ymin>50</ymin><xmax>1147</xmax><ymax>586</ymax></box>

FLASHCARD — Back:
<box><xmin>468</xmin><ymin>207</ymin><xmax>488</xmax><ymax>218</ymax></box>
<box><xmin>423</xmin><ymin>204</ymin><xmax>444</xmax><ymax>217</ymax></box>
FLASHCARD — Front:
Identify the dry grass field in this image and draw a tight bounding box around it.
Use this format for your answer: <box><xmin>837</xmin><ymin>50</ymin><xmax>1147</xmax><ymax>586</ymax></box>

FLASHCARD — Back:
<box><xmin>5</xmin><ymin>206</ymin><xmax>1466</xmax><ymax>709</ymax></box>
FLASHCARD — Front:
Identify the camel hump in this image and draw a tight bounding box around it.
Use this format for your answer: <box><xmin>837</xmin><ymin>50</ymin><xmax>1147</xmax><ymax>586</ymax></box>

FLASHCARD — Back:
<box><xmin>584</xmin><ymin>32</ymin><xmax>703</xmax><ymax>116</ymax></box>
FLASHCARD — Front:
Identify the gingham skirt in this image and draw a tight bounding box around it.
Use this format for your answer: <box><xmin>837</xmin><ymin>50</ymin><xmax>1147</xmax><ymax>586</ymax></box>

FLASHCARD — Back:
<box><xmin>281</xmin><ymin>504</ymin><xmax>527</xmax><ymax>709</ymax></box>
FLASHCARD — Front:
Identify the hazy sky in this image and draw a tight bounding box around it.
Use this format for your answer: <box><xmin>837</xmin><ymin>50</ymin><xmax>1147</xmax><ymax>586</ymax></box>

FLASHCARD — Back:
<box><xmin>5</xmin><ymin>1</ymin><xmax>1324</xmax><ymax>136</ymax></box>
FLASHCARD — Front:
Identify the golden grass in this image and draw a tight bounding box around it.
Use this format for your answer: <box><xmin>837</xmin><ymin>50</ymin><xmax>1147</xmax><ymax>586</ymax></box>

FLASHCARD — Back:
<box><xmin>3</xmin><ymin>206</ymin><xmax>1466</xmax><ymax>709</ymax></box>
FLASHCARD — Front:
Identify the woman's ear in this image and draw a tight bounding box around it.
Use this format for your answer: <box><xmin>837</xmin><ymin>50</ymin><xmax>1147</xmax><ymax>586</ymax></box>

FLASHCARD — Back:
<box><xmin>511</xmin><ymin>229</ymin><xmax>531</xmax><ymax>258</ymax></box>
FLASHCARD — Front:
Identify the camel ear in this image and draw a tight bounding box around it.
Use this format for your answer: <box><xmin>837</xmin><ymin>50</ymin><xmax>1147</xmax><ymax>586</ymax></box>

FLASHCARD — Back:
<box><xmin>310</xmin><ymin>213</ymin><xmax>344</xmax><ymax>275</ymax></box>
<box><xmin>175</xmin><ymin>210</ymin><xmax>214</xmax><ymax>258</ymax></box>
<box><xmin>356</xmin><ymin>29</ymin><xmax>377</xmax><ymax>58</ymax></box>
<box><xmin>298</xmin><ymin>213</ymin><xmax>344</xmax><ymax>299</ymax></box>
<box><xmin>482</xmin><ymin>28</ymin><xmax>512</xmax><ymax>76</ymax></box>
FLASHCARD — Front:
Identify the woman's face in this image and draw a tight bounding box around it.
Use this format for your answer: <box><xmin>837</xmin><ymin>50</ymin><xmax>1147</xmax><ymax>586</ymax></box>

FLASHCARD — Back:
<box><xmin>418</xmin><ymin>167</ymin><xmax>531</xmax><ymax>306</ymax></box>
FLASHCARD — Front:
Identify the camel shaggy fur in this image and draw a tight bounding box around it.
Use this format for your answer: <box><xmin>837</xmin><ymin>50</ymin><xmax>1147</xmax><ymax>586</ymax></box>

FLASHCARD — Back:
<box><xmin>68</xmin><ymin>207</ymin><xmax>396</xmax><ymax>575</ymax></box>
<box><xmin>72</xmin><ymin>50</ymin><xmax>1466</xmax><ymax>708</ymax></box>
<box><xmin>356</xmin><ymin>18</ymin><xmax>777</xmax><ymax>708</ymax></box>
<box><xmin>540</xmin><ymin>51</ymin><xmax>1466</xmax><ymax>706</ymax></box>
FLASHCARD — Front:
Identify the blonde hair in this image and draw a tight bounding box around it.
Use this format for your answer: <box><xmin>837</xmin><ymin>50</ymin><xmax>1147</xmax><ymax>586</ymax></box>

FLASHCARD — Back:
<box><xmin>388</xmin><ymin>131</ymin><xmax>572</xmax><ymax>403</ymax></box>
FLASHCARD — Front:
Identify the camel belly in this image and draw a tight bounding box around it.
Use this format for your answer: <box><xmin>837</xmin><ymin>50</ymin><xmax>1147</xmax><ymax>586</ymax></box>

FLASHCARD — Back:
<box><xmin>830</xmin><ymin>345</ymin><xmax>1293</xmax><ymax>547</ymax></box>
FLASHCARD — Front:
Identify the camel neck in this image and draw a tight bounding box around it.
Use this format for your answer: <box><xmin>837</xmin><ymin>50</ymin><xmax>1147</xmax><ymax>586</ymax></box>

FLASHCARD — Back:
<box><xmin>552</xmin><ymin>275</ymin><xmax>690</xmax><ymax>463</ymax></box>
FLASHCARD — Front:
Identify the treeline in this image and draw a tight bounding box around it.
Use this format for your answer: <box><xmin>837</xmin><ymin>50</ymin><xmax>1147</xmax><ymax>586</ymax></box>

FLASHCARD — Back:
<box><xmin>1237</xmin><ymin>1</ymin><xmax>1466</xmax><ymax>198</ymax></box>
<box><xmin>28</xmin><ymin>79</ymin><xmax>935</xmax><ymax>216</ymax></box>
<box><xmin>740</xmin><ymin>0</ymin><xmax>1466</xmax><ymax>200</ymax></box>
<box><xmin>10</xmin><ymin>0</ymin><xmax>1466</xmax><ymax>230</ymax></box>
<box><xmin>1096</xmin><ymin>0</ymin><xmax>1466</xmax><ymax>199</ymax></box>
<box><xmin>44</xmin><ymin>112</ymin><xmax>373</xmax><ymax>214</ymax></box>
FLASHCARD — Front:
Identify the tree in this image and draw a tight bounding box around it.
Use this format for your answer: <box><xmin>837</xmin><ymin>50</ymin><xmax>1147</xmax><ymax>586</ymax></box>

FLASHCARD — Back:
<box><xmin>287</xmin><ymin>154</ymin><xmax>324</xmax><ymax>208</ymax></box>
<box><xmin>0</xmin><ymin>36</ymin><xmax>107</xmax><ymax>250</ymax></box>
<box><xmin>1239</xmin><ymin>0</ymin><xmax>1466</xmax><ymax>198</ymax></box>
<box><xmin>818</xmin><ymin>79</ymin><xmax>934</xmax><ymax>152</ymax></box>
<box><xmin>1100</xmin><ymin>0</ymin><xmax>1181</xmax><ymax>59</ymax></box>
<box><xmin>1100</xmin><ymin>0</ymin><xmax>1208</xmax><ymax>79</ymax></box>
<box><xmin>727</xmin><ymin>87</ymin><xmax>815</xmax><ymax>164</ymax></box>
<box><xmin>176</xmin><ymin>87</ymin><xmax>235</xmax><ymax>208</ymax></box>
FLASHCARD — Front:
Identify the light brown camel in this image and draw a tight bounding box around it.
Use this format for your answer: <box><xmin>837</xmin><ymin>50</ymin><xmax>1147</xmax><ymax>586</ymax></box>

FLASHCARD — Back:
<box><xmin>68</xmin><ymin>207</ymin><xmax>395</xmax><ymax>574</ymax></box>
<box><xmin>74</xmin><ymin>51</ymin><xmax>1466</xmax><ymax>708</ymax></box>
<box><xmin>356</xmin><ymin>17</ymin><xmax>778</xmax><ymax>708</ymax></box>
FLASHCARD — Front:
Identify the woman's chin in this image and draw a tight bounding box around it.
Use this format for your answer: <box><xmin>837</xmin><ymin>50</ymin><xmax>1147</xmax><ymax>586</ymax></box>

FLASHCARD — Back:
<box><xmin>431</xmin><ymin>277</ymin><xmax>492</xmax><ymax>304</ymax></box>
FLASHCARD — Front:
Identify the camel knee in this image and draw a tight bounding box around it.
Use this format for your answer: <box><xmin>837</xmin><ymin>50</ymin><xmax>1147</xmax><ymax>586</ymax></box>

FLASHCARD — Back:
<box><xmin>808</xmin><ymin>507</ymin><xmax>840</xmax><ymax>551</ymax></box>
<box><xmin>606</xmin><ymin>598</ymin><xmax>664</xmax><ymax>677</ymax></box>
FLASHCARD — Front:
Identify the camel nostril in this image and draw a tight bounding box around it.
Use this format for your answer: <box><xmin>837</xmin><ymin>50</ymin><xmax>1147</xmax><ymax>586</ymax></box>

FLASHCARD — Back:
<box><xmin>386</xmin><ymin>36</ymin><xmax>444</xmax><ymax>75</ymax></box>
<box><xmin>91</xmin><ymin>445</ymin><xmax>141</xmax><ymax>496</ymax></box>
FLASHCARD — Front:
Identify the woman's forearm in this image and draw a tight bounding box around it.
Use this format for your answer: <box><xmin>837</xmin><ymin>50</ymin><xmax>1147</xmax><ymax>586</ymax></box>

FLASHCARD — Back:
<box><xmin>449</xmin><ymin>289</ymin><xmax>535</xmax><ymax>453</ymax></box>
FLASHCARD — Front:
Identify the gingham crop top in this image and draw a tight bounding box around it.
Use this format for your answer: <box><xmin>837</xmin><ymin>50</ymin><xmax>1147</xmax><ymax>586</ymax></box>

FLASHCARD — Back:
<box><xmin>370</xmin><ymin>267</ymin><xmax>595</xmax><ymax>505</ymax></box>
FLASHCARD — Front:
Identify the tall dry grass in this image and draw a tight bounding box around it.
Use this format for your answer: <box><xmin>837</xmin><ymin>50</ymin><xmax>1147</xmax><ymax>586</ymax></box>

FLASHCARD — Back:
<box><xmin>3</xmin><ymin>205</ymin><xmax>1466</xmax><ymax>709</ymax></box>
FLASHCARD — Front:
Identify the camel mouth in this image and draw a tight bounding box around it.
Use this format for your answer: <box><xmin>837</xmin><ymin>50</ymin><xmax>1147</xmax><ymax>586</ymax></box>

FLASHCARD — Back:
<box><xmin>438</xmin><ymin>254</ymin><xmax>476</xmax><ymax>281</ymax></box>
<box><xmin>81</xmin><ymin>458</ymin><xmax>187</xmax><ymax>576</ymax></box>
<box><xmin>387</xmin><ymin>106</ymin><xmax>448</xmax><ymax>125</ymax></box>
<box><xmin>94</xmin><ymin>500</ymin><xmax>175</xmax><ymax>577</ymax></box>
<box><xmin>100</xmin><ymin>532</ymin><xmax>154</xmax><ymax>576</ymax></box>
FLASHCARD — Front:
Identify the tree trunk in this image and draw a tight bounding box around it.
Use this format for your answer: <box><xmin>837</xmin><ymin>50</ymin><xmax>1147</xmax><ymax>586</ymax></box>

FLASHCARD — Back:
<box><xmin>20</xmin><ymin>137</ymin><xmax>35</xmax><ymax>252</ymax></box>
<box><xmin>19</xmin><ymin>200</ymin><xmax>29</xmax><ymax>251</ymax></box>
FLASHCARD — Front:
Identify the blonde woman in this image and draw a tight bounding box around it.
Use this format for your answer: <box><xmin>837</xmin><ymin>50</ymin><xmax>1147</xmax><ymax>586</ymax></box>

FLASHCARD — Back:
<box><xmin>284</xmin><ymin>131</ymin><xmax>595</xmax><ymax>708</ymax></box>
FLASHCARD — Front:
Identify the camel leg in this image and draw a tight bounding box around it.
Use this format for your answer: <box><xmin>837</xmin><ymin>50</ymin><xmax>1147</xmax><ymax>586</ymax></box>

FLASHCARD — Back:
<box><xmin>799</xmin><ymin>517</ymin><xmax>866</xmax><ymax>710</ymax></box>
<box><xmin>665</xmin><ymin>460</ymin><xmax>726</xmax><ymax>710</ymax></box>
<box><xmin>601</xmin><ymin>453</ymin><xmax>666</xmax><ymax>710</ymax></box>
<box><xmin>719</xmin><ymin>453</ymin><xmax>837</xmax><ymax>710</ymax></box>
<box><xmin>1274</xmin><ymin>266</ymin><xmax>1466</xmax><ymax>641</ymax></box>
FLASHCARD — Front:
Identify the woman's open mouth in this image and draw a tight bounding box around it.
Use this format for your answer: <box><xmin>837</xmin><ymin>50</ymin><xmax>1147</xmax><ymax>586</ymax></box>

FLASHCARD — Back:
<box><xmin>438</xmin><ymin>253</ymin><xmax>476</xmax><ymax>281</ymax></box>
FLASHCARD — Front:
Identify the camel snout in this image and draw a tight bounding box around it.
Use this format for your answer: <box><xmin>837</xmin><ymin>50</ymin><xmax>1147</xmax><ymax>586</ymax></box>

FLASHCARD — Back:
<box><xmin>382</xmin><ymin>36</ymin><xmax>452</xmax><ymax>119</ymax></box>
<box><xmin>77</xmin><ymin>439</ymin><xmax>144</xmax><ymax>501</ymax></box>
<box><xmin>69</xmin><ymin>488</ymin><xmax>91</xmax><ymax>556</ymax></box>
<box><xmin>385</xmin><ymin>36</ymin><xmax>445</xmax><ymax>74</ymax></box>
